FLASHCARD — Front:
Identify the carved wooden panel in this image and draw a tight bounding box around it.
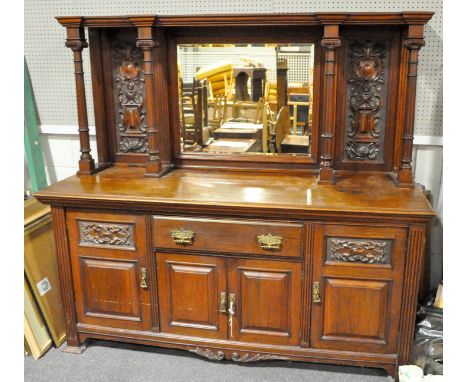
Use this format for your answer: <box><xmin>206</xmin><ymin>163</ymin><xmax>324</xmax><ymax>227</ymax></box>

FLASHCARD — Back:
<box><xmin>227</xmin><ymin>258</ymin><xmax>301</xmax><ymax>346</ymax></box>
<box><xmin>326</xmin><ymin>237</ymin><xmax>392</xmax><ymax>265</ymax></box>
<box><xmin>156</xmin><ymin>253</ymin><xmax>228</xmax><ymax>339</ymax></box>
<box><xmin>78</xmin><ymin>221</ymin><xmax>135</xmax><ymax>250</ymax></box>
<box><xmin>344</xmin><ymin>40</ymin><xmax>390</xmax><ymax>162</ymax></box>
<box><xmin>111</xmin><ymin>35</ymin><xmax>147</xmax><ymax>154</ymax></box>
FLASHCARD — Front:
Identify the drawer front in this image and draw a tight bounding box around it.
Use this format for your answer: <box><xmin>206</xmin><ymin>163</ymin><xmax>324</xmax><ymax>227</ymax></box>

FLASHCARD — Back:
<box><xmin>152</xmin><ymin>216</ymin><xmax>303</xmax><ymax>258</ymax></box>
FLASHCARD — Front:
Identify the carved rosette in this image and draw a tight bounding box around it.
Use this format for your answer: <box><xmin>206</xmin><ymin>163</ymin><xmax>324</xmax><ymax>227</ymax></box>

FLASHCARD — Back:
<box><xmin>111</xmin><ymin>40</ymin><xmax>148</xmax><ymax>153</ymax></box>
<box><xmin>78</xmin><ymin>221</ymin><xmax>135</xmax><ymax>249</ymax></box>
<box><xmin>344</xmin><ymin>40</ymin><xmax>389</xmax><ymax>161</ymax></box>
<box><xmin>327</xmin><ymin>238</ymin><xmax>391</xmax><ymax>264</ymax></box>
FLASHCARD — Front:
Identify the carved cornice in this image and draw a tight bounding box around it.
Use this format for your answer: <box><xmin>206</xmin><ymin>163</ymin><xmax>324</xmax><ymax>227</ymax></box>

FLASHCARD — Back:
<box><xmin>321</xmin><ymin>38</ymin><xmax>341</xmax><ymax>50</ymax></box>
<box><xmin>403</xmin><ymin>38</ymin><xmax>425</xmax><ymax>50</ymax></box>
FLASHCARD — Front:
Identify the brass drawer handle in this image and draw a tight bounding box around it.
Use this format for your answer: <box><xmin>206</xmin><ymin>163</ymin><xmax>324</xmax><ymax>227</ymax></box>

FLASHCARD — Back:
<box><xmin>257</xmin><ymin>234</ymin><xmax>283</xmax><ymax>250</ymax></box>
<box><xmin>228</xmin><ymin>293</ymin><xmax>236</xmax><ymax>316</ymax></box>
<box><xmin>170</xmin><ymin>228</ymin><xmax>195</xmax><ymax>245</ymax></box>
<box><xmin>140</xmin><ymin>268</ymin><xmax>148</xmax><ymax>289</ymax></box>
<box><xmin>312</xmin><ymin>282</ymin><xmax>321</xmax><ymax>304</ymax></box>
<box><xmin>219</xmin><ymin>292</ymin><xmax>227</xmax><ymax>313</ymax></box>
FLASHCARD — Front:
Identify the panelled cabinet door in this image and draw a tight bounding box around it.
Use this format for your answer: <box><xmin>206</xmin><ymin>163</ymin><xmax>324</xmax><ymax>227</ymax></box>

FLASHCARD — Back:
<box><xmin>67</xmin><ymin>211</ymin><xmax>152</xmax><ymax>331</ymax></box>
<box><xmin>156</xmin><ymin>253</ymin><xmax>228</xmax><ymax>339</ymax></box>
<box><xmin>227</xmin><ymin>258</ymin><xmax>302</xmax><ymax>346</ymax></box>
<box><xmin>310</xmin><ymin>224</ymin><xmax>407</xmax><ymax>353</ymax></box>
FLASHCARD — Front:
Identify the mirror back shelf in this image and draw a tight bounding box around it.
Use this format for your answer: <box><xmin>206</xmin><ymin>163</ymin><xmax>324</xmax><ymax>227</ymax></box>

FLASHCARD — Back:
<box><xmin>66</xmin><ymin>13</ymin><xmax>434</xmax><ymax>184</ymax></box>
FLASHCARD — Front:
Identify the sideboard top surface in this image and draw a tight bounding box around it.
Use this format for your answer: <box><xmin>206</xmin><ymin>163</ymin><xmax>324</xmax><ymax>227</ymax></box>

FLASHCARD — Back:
<box><xmin>35</xmin><ymin>167</ymin><xmax>434</xmax><ymax>218</ymax></box>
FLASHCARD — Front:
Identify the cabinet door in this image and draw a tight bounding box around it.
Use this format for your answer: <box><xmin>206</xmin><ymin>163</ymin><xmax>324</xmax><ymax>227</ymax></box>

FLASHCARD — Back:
<box><xmin>310</xmin><ymin>224</ymin><xmax>407</xmax><ymax>353</ymax></box>
<box><xmin>227</xmin><ymin>258</ymin><xmax>302</xmax><ymax>346</ymax></box>
<box><xmin>67</xmin><ymin>211</ymin><xmax>152</xmax><ymax>331</ymax></box>
<box><xmin>157</xmin><ymin>253</ymin><xmax>228</xmax><ymax>339</ymax></box>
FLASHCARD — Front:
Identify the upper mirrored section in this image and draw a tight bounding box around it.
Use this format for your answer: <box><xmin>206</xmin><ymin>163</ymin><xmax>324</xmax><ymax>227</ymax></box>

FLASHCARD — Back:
<box><xmin>177</xmin><ymin>43</ymin><xmax>314</xmax><ymax>157</ymax></box>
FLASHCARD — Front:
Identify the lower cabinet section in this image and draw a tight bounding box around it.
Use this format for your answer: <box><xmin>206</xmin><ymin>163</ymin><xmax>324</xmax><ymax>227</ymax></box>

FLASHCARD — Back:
<box><xmin>61</xmin><ymin>209</ymin><xmax>424</xmax><ymax>380</ymax></box>
<box><xmin>67</xmin><ymin>210</ymin><xmax>152</xmax><ymax>330</ymax></box>
<box><xmin>157</xmin><ymin>253</ymin><xmax>302</xmax><ymax>346</ymax></box>
<box><xmin>310</xmin><ymin>223</ymin><xmax>407</xmax><ymax>354</ymax></box>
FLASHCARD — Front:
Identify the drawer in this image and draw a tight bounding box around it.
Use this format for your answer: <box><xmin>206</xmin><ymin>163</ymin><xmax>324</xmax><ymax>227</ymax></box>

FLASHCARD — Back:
<box><xmin>317</xmin><ymin>223</ymin><xmax>407</xmax><ymax>270</ymax></box>
<box><xmin>152</xmin><ymin>216</ymin><xmax>303</xmax><ymax>258</ymax></box>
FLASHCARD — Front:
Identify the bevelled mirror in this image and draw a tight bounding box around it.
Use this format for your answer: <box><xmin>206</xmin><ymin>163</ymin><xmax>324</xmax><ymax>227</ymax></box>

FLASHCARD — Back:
<box><xmin>176</xmin><ymin>43</ymin><xmax>315</xmax><ymax>157</ymax></box>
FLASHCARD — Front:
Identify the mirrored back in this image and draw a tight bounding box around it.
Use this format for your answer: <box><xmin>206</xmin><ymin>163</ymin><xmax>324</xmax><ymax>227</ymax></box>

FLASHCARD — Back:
<box><xmin>177</xmin><ymin>43</ymin><xmax>315</xmax><ymax>157</ymax></box>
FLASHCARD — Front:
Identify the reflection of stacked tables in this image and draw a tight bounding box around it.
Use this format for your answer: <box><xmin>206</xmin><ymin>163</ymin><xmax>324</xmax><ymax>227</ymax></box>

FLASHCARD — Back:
<box><xmin>280</xmin><ymin>135</ymin><xmax>310</xmax><ymax>154</ymax></box>
<box><xmin>202</xmin><ymin>138</ymin><xmax>260</xmax><ymax>154</ymax></box>
<box><xmin>213</xmin><ymin>121</ymin><xmax>262</xmax><ymax>140</ymax></box>
<box><xmin>206</xmin><ymin>120</ymin><xmax>263</xmax><ymax>153</ymax></box>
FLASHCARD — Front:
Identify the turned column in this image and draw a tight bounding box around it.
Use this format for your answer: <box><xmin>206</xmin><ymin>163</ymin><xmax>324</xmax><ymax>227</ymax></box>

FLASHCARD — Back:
<box><xmin>130</xmin><ymin>17</ymin><xmax>162</xmax><ymax>177</ymax></box>
<box><xmin>318</xmin><ymin>24</ymin><xmax>341</xmax><ymax>184</ymax></box>
<box><xmin>397</xmin><ymin>24</ymin><xmax>426</xmax><ymax>187</ymax></box>
<box><xmin>63</xmin><ymin>21</ymin><xmax>95</xmax><ymax>175</ymax></box>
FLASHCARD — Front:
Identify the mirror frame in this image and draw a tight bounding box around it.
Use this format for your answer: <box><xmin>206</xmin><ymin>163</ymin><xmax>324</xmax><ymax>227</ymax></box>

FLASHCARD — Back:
<box><xmin>166</xmin><ymin>26</ymin><xmax>322</xmax><ymax>171</ymax></box>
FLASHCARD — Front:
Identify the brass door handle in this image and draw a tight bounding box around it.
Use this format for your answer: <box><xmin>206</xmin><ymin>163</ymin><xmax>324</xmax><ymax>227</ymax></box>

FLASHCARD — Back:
<box><xmin>140</xmin><ymin>268</ymin><xmax>148</xmax><ymax>289</ymax></box>
<box><xmin>170</xmin><ymin>228</ymin><xmax>195</xmax><ymax>245</ymax></box>
<box><xmin>257</xmin><ymin>234</ymin><xmax>282</xmax><ymax>250</ymax></box>
<box><xmin>312</xmin><ymin>281</ymin><xmax>321</xmax><ymax>303</ymax></box>
<box><xmin>228</xmin><ymin>293</ymin><xmax>236</xmax><ymax>316</ymax></box>
<box><xmin>219</xmin><ymin>292</ymin><xmax>227</xmax><ymax>313</ymax></box>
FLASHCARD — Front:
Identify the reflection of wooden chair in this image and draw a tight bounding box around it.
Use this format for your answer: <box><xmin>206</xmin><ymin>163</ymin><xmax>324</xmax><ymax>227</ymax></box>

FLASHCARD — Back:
<box><xmin>288</xmin><ymin>93</ymin><xmax>310</xmax><ymax>135</ymax></box>
<box><xmin>230</xmin><ymin>98</ymin><xmax>264</xmax><ymax>123</ymax></box>
<box><xmin>262</xmin><ymin>103</ymin><xmax>276</xmax><ymax>153</ymax></box>
<box><xmin>273</xmin><ymin>106</ymin><xmax>291</xmax><ymax>154</ymax></box>
<box><xmin>181</xmin><ymin>79</ymin><xmax>209</xmax><ymax>147</ymax></box>
<box><xmin>209</xmin><ymin>95</ymin><xmax>227</xmax><ymax>130</ymax></box>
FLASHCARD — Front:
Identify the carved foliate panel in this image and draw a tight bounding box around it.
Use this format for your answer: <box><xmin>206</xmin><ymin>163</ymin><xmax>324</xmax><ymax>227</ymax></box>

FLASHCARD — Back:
<box><xmin>78</xmin><ymin>221</ymin><xmax>135</xmax><ymax>249</ymax></box>
<box><xmin>326</xmin><ymin>237</ymin><xmax>392</xmax><ymax>265</ymax></box>
<box><xmin>111</xmin><ymin>37</ymin><xmax>148</xmax><ymax>154</ymax></box>
<box><xmin>344</xmin><ymin>40</ymin><xmax>390</xmax><ymax>162</ymax></box>
<box><xmin>189</xmin><ymin>347</ymin><xmax>289</xmax><ymax>362</ymax></box>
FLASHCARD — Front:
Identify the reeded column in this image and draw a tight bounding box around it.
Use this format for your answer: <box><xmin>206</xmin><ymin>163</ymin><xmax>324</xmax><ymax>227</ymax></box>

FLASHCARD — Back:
<box><xmin>318</xmin><ymin>25</ymin><xmax>341</xmax><ymax>184</ymax></box>
<box><xmin>130</xmin><ymin>17</ymin><xmax>162</xmax><ymax>177</ymax></box>
<box><xmin>63</xmin><ymin>21</ymin><xmax>95</xmax><ymax>175</ymax></box>
<box><xmin>397</xmin><ymin>25</ymin><xmax>426</xmax><ymax>187</ymax></box>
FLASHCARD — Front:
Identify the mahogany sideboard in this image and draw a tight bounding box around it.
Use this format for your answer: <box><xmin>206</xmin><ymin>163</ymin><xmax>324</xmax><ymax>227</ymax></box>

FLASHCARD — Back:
<box><xmin>35</xmin><ymin>12</ymin><xmax>435</xmax><ymax>380</ymax></box>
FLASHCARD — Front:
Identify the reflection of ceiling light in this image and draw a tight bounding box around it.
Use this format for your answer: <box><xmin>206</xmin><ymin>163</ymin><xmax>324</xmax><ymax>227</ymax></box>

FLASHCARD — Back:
<box><xmin>280</xmin><ymin>46</ymin><xmax>301</xmax><ymax>52</ymax></box>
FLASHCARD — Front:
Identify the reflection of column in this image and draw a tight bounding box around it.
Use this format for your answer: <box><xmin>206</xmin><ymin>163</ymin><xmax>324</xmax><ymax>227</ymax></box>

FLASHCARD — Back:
<box><xmin>277</xmin><ymin>59</ymin><xmax>288</xmax><ymax>109</ymax></box>
<box><xmin>397</xmin><ymin>25</ymin><xmax>425</xmax><ymax>187</ymax></box>
<box><xmin>252</xmin><ymin>68</ymin><xmax>267</xmax><ymax>102</ymax></box>
<box><xmin>63</xmin><ymin>20</ymin><xmax>95</xmax><ymax>175</ymax></box>
<box><xmin>318</xmin><ymin>25</ymin><xmax>341</xmax><ymax>185</ymax></box>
